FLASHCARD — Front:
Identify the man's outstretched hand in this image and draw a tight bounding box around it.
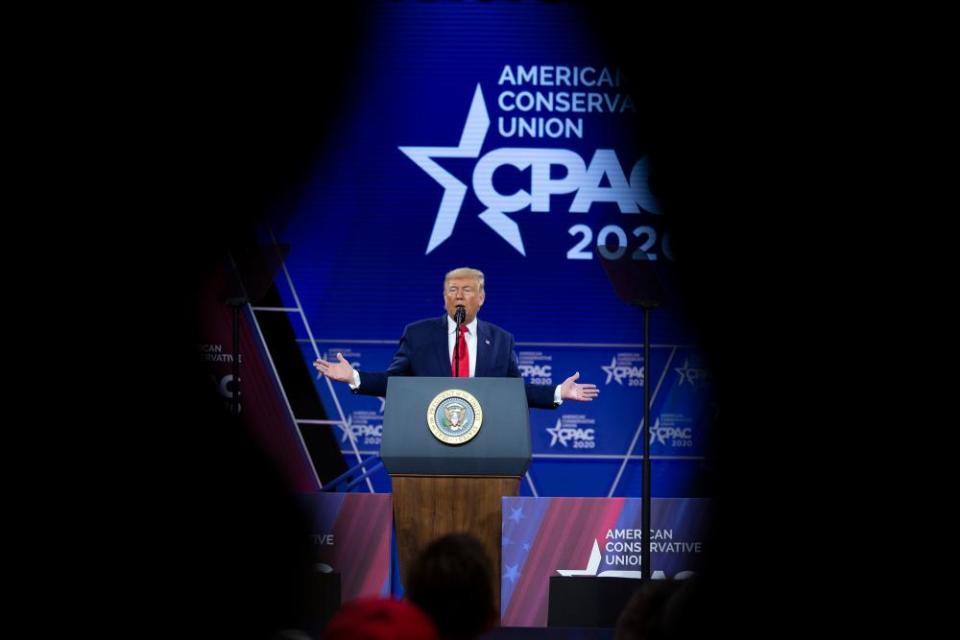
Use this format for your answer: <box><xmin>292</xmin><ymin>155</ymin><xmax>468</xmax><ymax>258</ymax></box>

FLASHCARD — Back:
<box><xmin>560</xmin><ymin>371</ymin><xmax>600</xmax><ymax>402</ymax></box>
<box><xmin>314</xmin><ymin>352</ymin><xmax>356</xmax><ymax>384</ymax></box>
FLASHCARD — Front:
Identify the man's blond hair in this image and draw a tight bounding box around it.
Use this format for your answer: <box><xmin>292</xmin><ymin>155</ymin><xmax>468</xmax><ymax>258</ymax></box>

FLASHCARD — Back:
<box><xmin>444</xmin><ymin>267</ymin><xmax>485</xmax><ymax>293</ymax></box>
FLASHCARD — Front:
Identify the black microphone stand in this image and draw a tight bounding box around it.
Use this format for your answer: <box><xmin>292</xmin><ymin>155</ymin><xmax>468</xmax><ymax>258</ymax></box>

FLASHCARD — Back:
<box><xmin>638</xmin><ymin>298</ymin><xmax>658</xmax><ymax>581</ymax></box>
<box><xmin>597</xmin><ymin>257</ymin><xmax>664</xmax><ymax>584</ymax></box>
<box><xmin>224</xmin><ymin>253</ymin><xmax>249</xmax><ymax>418</ymax></box>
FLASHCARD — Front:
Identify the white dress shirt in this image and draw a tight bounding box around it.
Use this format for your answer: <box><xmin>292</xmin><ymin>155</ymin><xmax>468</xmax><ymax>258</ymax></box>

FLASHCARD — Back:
<box><xmin>449</xmin><ymin>316</ymin><xmax>562</xmax><ymax>404</ymax></box>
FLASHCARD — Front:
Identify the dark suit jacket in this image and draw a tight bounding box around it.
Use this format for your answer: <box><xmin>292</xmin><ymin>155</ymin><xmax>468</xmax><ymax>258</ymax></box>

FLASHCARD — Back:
<box><xmin>355</xmin><ymin>315</ymin><xmax>558</xmax><ymax>409</ymax></box>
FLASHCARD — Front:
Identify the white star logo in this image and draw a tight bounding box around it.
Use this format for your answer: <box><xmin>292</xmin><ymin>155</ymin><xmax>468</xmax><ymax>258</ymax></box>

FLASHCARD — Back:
<box><xmin>546</xmin><ymin>418</ymin><xmax>566</xmax><ymax>446</ymax></box>
<box><xmin>399</xmin><ymin>84</ymin><xmax>526</xmax><ymax>255</ymax></box>
<box><xmin>674</xmin><ymin>359</ymin><xmax>708</xmax><ymax>386</ymax></box>
<box><xmin>647</xmin><ymin>417</ymin><xmax>666</xmax><ymax>445</ymax></box>
<box><xmin>339</xmin><ymin>415</ymin><xmax>354</xmax><ymax>444</ymax></box>
<box><xmin>556</xmin><ymin>540</ymin><xmax>601</xmax><ymax>576</ymax></box>
<box><xmin>556</xmin><ymin>539</ymin><xmax>643</xmax><ymax>579</ymax></box>
<box><xmin>601</xmin><ymin>356</ymin><xmax>620</xmax><ymax>385</ymax></box>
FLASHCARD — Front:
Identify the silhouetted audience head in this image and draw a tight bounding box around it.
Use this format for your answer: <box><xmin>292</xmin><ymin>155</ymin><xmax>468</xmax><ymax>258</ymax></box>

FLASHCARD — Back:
<box><xmin>323</xmin><ymin>597</ymin><xmax>439</xmax><ymax>640</ymax></box>
<box><xmin>405</xmin><ymin>533</ymin><xmax>497</xmax><ymax>640</ymax></box>
<box><xmin>615</xmin><ymin>577</ymin><xmax>708</xmax><ymax>640</ymax></box>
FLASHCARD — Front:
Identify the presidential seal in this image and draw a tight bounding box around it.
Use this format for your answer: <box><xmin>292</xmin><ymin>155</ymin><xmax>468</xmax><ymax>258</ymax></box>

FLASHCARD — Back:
<box><xmin>426</xmin><ymin>389</ymin><xmax>483</xmax><ymax>445</ymax></box>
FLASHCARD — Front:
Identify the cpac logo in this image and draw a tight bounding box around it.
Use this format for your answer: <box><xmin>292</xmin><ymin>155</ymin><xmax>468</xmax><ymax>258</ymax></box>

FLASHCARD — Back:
<box><xmin>519</xmin><ymin>364</ymin><xmax>552</xmax><ymax>378</ymax></box>
<box><xmin>400</xmin><ymin>84</ymin><xmax>660</xmax><ymax>255</ymax></box>
<box><xmin>217</xmin><ymin>374</ymin><xmax>238</xmax><ymax>400</ymax></box>
<box><xmin>601</xmin><ymin>357</ymin><xmax>644</xmax><ymax>385</ymax></box>
<box><xmin>340</xmin><ymin>421</ymin><xmax>383</xmax><ymax>444</ymax></box>
<box><xmin>546</xmin><ymin>418</ymin><xmax>595</xmax><ymax>447</ymax></box>
<box><xmin>648</xmin><ymin>418</ymin><xmax>693</xmax><ymax>446</ymax></box>
<box><xmin>674</xmin><ymin>359</ymin><xmax>710</xmax><ymax>387</ymax></box>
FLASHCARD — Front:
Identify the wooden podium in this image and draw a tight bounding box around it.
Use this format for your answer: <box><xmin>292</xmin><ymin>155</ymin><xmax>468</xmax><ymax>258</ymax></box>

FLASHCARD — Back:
<box><xmin>381</xmin><ymin>377</ymin><xmax>531</xmax><ymax>615</ymax></box>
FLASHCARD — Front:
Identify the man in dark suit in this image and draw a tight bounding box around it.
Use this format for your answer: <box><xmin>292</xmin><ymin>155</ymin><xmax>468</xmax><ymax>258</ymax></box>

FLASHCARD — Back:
<box><xmin>314</xmin><ymin>267</ymin><xmax>599</xmax><ymax>409</ymax></box>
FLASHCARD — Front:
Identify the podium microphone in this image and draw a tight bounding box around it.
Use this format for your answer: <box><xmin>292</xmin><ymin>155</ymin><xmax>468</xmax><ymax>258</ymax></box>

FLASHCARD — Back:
<box><xmin>453</xmin><ymin>305</ymin><xmax>466</xmax><ymax>377</ymax></box>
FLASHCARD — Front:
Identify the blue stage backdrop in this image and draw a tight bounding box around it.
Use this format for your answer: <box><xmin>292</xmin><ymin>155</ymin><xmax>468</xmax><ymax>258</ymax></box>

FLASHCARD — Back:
<box><xmin>266</xmin><ymin>1</ymin><xmax>716</xmax><ymax>498</ymax></box>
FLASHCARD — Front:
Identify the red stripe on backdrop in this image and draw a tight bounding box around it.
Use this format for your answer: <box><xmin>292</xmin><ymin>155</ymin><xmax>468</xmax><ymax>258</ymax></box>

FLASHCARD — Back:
<box><xmin>503</xmin><ymin>498</ymin><xmax>624</xmax><ymax>627</ymax></box>
<box><xmin>196</xmin><ymin>269</ymin><xmax>320</xmax><ymax>491</ymax></box>
<box><xmin>332</xmin><ymin>494</ymin><xmax>392</xmax><ymax>601</ymax></box>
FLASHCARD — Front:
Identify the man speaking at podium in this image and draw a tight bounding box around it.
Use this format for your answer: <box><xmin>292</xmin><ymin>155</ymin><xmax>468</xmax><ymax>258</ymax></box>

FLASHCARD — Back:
<box><xmin>314</xmin><ymin>267</ymin><xmax>599</xmax><ymax>409</ymax></box>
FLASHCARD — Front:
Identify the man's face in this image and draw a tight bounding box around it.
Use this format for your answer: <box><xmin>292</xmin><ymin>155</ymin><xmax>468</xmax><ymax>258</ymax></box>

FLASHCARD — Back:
<box><xmin>444</xmin><ymin>277</ymin><xmax>485</xmax><ymax>323</ymax></box>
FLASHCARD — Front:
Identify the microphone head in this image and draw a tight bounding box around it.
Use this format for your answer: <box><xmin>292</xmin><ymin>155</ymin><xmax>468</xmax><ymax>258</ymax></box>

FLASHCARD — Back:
<box><xmin>454</xmin><ymin>305</ymin><xmax>466</xmax><ymax>323</ymax></box>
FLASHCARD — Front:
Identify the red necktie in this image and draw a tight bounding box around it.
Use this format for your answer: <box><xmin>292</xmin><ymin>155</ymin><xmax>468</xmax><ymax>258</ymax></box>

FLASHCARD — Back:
<box><xmin>452</xmin><ymin>324</ymin><xmax>470</xmax><ymax>377</ymax></box>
